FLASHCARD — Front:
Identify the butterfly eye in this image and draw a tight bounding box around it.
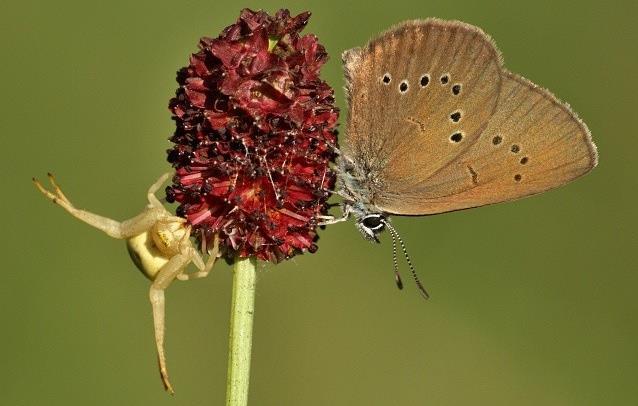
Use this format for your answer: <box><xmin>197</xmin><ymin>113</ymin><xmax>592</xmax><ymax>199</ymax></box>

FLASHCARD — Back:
<box><xmin>361</xmin><ymin>215</ymin><xmax>384</xmax><ymax>231</ymax></box>
<box><xmin>399</xmin><ymin>80</ymin><xmax>409</xmax><ymax>93</ymax></box>
<box><xmin>382</xmin><ymin>73</ymin><xmax>391</xmax><ymax>84</ymax></box>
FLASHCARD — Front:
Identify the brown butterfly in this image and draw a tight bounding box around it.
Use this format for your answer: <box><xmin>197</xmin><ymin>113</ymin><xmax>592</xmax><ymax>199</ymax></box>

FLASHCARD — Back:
<box><xmin>324</xmin><ymin>19</ymin><xmax>597</xmax><ymax>297</ymax></box>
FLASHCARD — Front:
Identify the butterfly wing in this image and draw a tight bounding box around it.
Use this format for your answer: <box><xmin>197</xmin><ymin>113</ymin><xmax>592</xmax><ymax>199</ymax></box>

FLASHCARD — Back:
<box><xmin>374</xmin><ymin>71</ymin><xmax>598</xmax><ymax>215</ymax></box>
<box><xmin>343</xmin><ymin>19</ymin><xmax>504</xmax><ymax>206</ymax></box>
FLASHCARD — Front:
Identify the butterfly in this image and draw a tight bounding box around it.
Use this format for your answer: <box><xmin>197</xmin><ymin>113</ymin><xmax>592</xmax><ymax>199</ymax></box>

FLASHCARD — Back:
<box><xmin>326</xmin><ymin>19</ymin><xmax>598</xmax><ymax>297</ymax></box>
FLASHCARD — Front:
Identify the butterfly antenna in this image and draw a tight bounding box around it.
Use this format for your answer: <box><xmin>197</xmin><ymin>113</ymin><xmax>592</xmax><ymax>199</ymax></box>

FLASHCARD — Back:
<box><xmin>384</xmin><ymin>222</ymin><xmax>429</xmax><ymax>299</ymax></box>
<box><xmin>390</xmin><ymin>230</ymin><xmax>404</xmax><ymax>290</ymax></box>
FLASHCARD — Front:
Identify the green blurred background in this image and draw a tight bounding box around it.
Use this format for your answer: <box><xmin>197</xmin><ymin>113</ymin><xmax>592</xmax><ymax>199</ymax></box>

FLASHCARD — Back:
<box><xmin>2</xmin><ymin>0</ymin><xmax>637</xmax><ymax>404</ymax></box>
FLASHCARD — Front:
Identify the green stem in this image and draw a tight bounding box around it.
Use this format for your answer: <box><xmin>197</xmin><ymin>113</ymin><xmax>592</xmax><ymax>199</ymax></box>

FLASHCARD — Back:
<box><xmin>225</xmin><ymin>256</ymin><xmax>257</xmax><ymax>406</ymax></box>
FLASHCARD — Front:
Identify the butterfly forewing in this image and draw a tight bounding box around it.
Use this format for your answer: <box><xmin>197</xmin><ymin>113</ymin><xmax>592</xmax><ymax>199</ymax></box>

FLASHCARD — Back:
<box><xmin>344</xmin><ymin>19</ymin><xmax>504</xmax><ymax>196</ymax></box>
<box><xmin>375</xmin><ymin>71</ymin><xmax>598</xmax><ymax>215</ymax></box>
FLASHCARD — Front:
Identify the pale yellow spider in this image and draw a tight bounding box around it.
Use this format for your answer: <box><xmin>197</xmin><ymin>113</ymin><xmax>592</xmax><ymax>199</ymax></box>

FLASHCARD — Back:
<box><xmin>33</xmin><ymin>172</ymin><xmax>219</xmax><ymax>394</ymax></box>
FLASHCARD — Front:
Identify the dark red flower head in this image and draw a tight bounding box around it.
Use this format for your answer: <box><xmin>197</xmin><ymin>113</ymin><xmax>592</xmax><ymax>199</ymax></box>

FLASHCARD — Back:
<box><xmin>166</xmin><ymin>9</ymin><xmax>338</xmax><ymax>263</ymax></box>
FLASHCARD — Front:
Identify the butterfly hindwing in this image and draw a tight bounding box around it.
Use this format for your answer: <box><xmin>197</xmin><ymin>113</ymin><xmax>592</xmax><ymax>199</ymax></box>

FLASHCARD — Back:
<box><xmin>374</xmin><ymin>71</ymin><xmax>598</xmax><ymax>215</ymax></box>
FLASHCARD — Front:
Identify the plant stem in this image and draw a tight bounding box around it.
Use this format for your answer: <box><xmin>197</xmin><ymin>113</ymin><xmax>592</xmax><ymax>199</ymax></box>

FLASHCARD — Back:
<box><xmin>226</xmin><ymin>256</ymin><xmax>257</xmax><ymax>406</ymax></box>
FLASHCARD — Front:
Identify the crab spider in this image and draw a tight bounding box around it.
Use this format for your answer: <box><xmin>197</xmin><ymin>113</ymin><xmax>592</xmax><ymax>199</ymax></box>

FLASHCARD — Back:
<box><xmin>33</xmin><ymin>172</ymin><xmax>219</xmax><ymax>394</ymax></box>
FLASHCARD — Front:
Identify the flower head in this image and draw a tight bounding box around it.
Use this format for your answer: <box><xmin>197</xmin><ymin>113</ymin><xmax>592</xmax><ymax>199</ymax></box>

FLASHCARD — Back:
<box><xmin>166</xmin><ymin>9</ymin><xmax>338</xmax><ymax>263</ymax></box>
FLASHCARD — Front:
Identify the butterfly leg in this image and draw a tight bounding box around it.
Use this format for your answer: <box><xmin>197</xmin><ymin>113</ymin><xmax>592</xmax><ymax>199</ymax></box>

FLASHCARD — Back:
<box><xmin>318</xmin><ymin>205</ymin><xmax>351</xmax><ymax>226</ymax></box>
<box><xmin>322</xmin><ymin>188</ymin><xmax>352</xmax><ymax>200</ymax></box>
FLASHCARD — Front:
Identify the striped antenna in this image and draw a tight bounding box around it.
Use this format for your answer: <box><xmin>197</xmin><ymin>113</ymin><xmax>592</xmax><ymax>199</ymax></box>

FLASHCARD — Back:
<box><xmin>390</xmin><ymin>231</ymin><xmax>404</xmax><ymax>290</ymax></box>
<box><xmin>384</xmin><ymin>221</ymin><xmax>429</xmax><ymax>299</ymax></box>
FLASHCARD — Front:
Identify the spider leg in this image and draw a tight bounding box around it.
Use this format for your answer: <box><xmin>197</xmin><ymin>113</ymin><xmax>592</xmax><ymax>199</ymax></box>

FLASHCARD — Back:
<box><xmin>177</xmin><ymin>234</ymin><xmax>220</xmax><ymax>281</ymax></box>
<box><xmin>147</xmin><ymin>172</ymin><xmax>172</xmax><ymax>209</ymax></box>
<box><xmin>149</xmin><ymin>252</ymin><xmax>192</xmax><ymax>394</ymax></box>
<box><xmin>33</xmin><ymin>173</ymin><xmax>172</xmax><ymax>239</ymax></box>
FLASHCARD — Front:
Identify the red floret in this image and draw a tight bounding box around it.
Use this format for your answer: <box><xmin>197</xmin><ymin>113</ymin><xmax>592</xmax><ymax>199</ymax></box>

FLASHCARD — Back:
<box><xmin>166</xmin><ymin>9</ymin><xmax>338</xmax><ymax>262</ymax></box>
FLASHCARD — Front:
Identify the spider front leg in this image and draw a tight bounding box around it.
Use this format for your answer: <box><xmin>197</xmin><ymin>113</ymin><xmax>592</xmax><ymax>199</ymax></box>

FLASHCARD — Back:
<box><xmin>147</xmin><ymin>172</ymin><xmax>172</xmax><ymax>209</ymax></box>
<box><xmin>33</xmin><ymin>173</ymin><xmax>184</xmax><ymax>239</ymax></box>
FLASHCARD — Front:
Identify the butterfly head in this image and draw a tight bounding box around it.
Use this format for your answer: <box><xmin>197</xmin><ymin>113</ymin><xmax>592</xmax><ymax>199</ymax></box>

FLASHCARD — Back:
<box><xmin>356</xmin><ymin>213</ymin><xmax>386</xmax><ymax>243</ymax></box>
